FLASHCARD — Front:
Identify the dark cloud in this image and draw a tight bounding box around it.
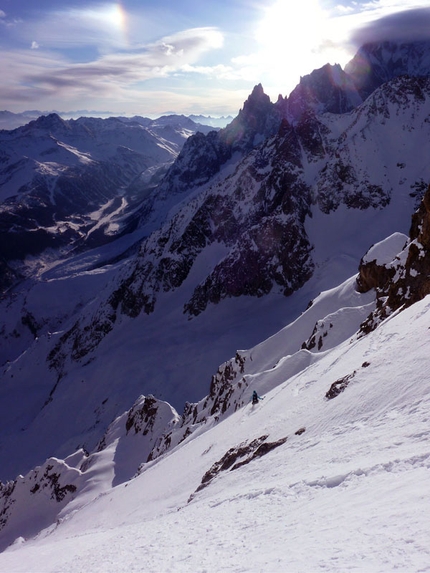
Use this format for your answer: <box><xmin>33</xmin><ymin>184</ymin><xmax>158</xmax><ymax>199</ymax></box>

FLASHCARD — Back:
<box><xmin>350</xmin><ymin>7</ymin><xmax>430</xmax><ymax>47</ymax></box>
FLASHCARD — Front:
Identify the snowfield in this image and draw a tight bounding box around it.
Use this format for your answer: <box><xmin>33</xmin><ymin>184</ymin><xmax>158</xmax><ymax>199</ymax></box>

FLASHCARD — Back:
<box><xmin>0</xmin><ymin>284</ymin><xmax>429</xmax><ymax>572</ymax></box>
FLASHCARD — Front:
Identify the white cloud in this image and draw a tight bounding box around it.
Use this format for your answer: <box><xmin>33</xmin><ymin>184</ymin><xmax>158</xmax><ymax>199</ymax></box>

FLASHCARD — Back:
<box><xmin>6</xmin><ymin>5</ymin><xmax>126</xmax><ymax>51</ymax></box>
<box><xmin>349</xmin><ymin>6</ymin><xmax>430</xmax><ymax>46</ymax></box>
<box><xmin>0</xmin><ymin>26</ymin><xmax>226</xmax><ymax>111</ymax></box>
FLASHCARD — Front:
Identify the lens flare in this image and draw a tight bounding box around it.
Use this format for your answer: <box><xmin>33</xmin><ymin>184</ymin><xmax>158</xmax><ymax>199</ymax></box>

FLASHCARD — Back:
<box><xmin>113</xmin><ymin>3</ymin><xmax>127</xmax><ymax>32</ymax></box>
<box><xmin>91</xmin><ymin>3</ymin><xmax>129</xmax><ymax>47</ymax></box>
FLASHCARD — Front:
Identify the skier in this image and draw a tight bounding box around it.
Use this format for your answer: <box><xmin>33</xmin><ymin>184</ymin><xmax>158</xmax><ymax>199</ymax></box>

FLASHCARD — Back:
<box><xmin>251</xmin><ymin>390</ymin><xmax>263</xmax><ymax>405</ymax></box>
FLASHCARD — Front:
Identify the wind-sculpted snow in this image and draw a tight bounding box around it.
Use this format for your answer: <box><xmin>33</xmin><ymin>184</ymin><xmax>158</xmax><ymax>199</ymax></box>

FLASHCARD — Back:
<box><xmin>111</xmin><ymin>274</ymin><xmax>377</xmax><ymax>464</ymax></box>
<box><xmin>2</xmin><ymin>263</ymin><xmax>430</xmax><ymax>567</ymax></box>
<box><xmin>0</xmin><ymin>455</ymin><xmax>82</xmax><ymax>552</ymax></box>
<box><xmin>0</xmin><ymin>274</ymin><xmax>379</xmax><ymax>548</ymax></box>
<box><xmin>0</xmin><ymin>393</ymin><xmax>181</xmax><ymax>550</ymax></box>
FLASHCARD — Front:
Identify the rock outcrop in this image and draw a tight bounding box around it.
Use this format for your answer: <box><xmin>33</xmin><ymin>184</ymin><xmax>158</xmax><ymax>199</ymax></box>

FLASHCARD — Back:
<box><xmin>358</xmin><ymin>185</ymin><xmax>430</xmax><ymax>333</ymax></box>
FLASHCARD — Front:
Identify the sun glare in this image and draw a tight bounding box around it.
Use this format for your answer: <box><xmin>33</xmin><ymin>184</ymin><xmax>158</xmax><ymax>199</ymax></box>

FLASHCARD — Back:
<box><xmin>256</xmin><ymin>0</ymin><xmax>350</xmax><ymax>93</ymax></box>
<box><xmin>101</xmin><ymin>3</ymin><xmax>127</xmax><ymax>34</ymax></box>
<box><xmin>80</xmin><ymin>3</ymin><xmax>129</xmax><ymax>47</ymax></box>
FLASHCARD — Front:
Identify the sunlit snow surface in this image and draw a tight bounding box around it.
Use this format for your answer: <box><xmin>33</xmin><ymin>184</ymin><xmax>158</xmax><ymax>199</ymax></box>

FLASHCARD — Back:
<box><xmin>1</xmin><ymin>283</ymin><xmax>429</xmax><ymax>571</ymax></box>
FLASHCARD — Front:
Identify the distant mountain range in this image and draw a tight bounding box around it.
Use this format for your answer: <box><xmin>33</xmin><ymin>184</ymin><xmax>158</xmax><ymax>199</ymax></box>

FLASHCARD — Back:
<box><xmin>1</xmin><ymin>39</ymin><xmax>430</xmax><ymax>556</ymax></box>
<box><xmin>0</xmin><ymin>110</ymin><xmax>234</xmax><ymax>131</ymax></box>
<box><xmin>0</xmin><ymin>113</ymin><xmax>220</xmax><ymax>292</ymax></box>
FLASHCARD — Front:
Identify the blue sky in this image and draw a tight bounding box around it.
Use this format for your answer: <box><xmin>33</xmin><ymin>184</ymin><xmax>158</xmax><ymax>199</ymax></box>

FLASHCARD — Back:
<box><xmin>1</xmin><ymin>0</ymin><xmax>430</xmax><ymax>117</ymax></box>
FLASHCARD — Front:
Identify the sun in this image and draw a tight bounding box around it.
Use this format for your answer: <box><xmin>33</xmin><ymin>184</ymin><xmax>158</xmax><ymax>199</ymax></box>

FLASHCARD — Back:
<box><xmin>108</xmin><ymin>3</ymin><xmax>127</xmax><ymax>32</ymax></box>
<box><xmin>83</xmin><ymin>3</ymin><xmax>129</xmax><ymax>48</ymax></box>
<box><xmin>255</xmin><ymin>0</ymin><xmax>350</xmax><ymax>94</ymax></box>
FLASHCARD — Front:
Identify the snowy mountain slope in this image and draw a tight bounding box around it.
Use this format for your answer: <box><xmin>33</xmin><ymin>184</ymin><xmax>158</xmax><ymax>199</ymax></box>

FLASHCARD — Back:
<box><xmin>42</xmin><ymin>74</ymin><xmax>430</xmax><ymax>355</ymax></box>
<box><xmin>0</xmin><ymin>216</ymin><xmax>425</xmax><ymax>553</ymax></box>
<box><xmin>0</xmin><ymin>270</ymin><xmax>429</xmax><ymax>570</ymax></box>
<box><xmin>130</xmin><ymin>39</ymin><xmax>430</xmax><ymax>237</ymax></box>
<box><xmin>346</xmin><ymin>40</ymin><xmax>430</xmax><ymax>100</ymax></box>
<box><xmin>2</xmin><ymin>39</ymin><xmax>429</xmax><ymax>291</ymax></box>
<box><xmin>2</xmin><ymin>40</ymin><xmax>430</xmax><ymax>552</ymax></box>
<box><xmin>1</xmin><ymin>72</ymin><xmax>430</xmax><ymax>484</ymax></box>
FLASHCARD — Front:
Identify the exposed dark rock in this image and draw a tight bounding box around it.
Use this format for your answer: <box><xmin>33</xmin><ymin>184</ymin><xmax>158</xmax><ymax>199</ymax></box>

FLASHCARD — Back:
<box><xmin>189</xmin><ymin>434</ymin><xmax>287</xmax><ymax>502</ymax></box>
<box><xmin>231</xmin><ymin>437</ymin><xmax>288</xmax><ymax>470</ymax></box>
<box><xmin>0</xmin><ymin>481</ymin><xmax>15</xmax><ymax>529</ymax></box>
<box><xmin>40</xmin><ymin>464</ymin><xmax>77</xmax><ymax>502</ymax></box>
<box><xmin>302</xmin><ymin>321</ymin><xmax>333</xmax><ymax>351</ymax></box>
<box><xmin>208</xmin><ymin>353</ymin><xmax>248</xmax><ymax>418</ymax></box>
<box><xmin>144</xmin><ymin>353</ymin><xmax>250</xmax><ymax>464</ymax></box>
<box><xmin>125</xmin><ymin>395</ymin><xmax>158</xmax><ymax>435</ymax></box>
<box><xmin>358</xmin><ymin>184</ymin><xmax>430</xmax><ymax>334</ymax></box>
<box><xmin>287</xmin><ymin>63</ymin><xmax>360</xmax><ymax>123</ymax></box>
<box><xmin>326</xmin><ymin>371</ymin><xmax>356</xmax><ymax>400</ymax></box>
<box><xmin>356</xmin><ymin>259</ymin><xmax>397</xmax><ymax>294</ymax></box>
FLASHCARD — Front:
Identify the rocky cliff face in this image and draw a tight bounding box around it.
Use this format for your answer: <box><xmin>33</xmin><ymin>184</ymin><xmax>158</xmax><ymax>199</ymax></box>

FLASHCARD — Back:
<box><xmin>358</xmin><ymin>185</ymin><xmax>430</xmax><ymax>333</ymax></box>
<box><xmin>287</xmin><ymin>40</ymin><xmax>430</xmax><ymax>124</ymax></box>
<box><xmin>286</xmin><ymin>63</ymin><xmax>361</xmax><ymax>121</ymax></box>
<box><xmin>149</xmin><ymin>84</ymin><xmax>284</xmax><ymax>205</ymax></box>
<box><xmin>45</xmin><ymin>74</ymin><xmax>430</xmax><ymax>377</ymax></box>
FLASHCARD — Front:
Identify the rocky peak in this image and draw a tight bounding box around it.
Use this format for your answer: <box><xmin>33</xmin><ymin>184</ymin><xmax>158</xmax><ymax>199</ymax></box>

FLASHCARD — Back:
<box><xmin>222</xmin><ymin>83</ymin><xmax>282</xmax><ymax>151</ymax></box>
<box><xmin>287</xmin><ymin>63</ymin><xmax>361</xmax><ymax>121</ymax></box>
<box><xmin>241</xmin><ymin>83</ymin><xmax>271</xmax><ymax>114</ymax></box>
<box><xmin>156</xmin><ymin>84</ymin><xmax>283</xmax><ymax>199</ymax></box>
<box><xmin>26</xmin><ymin>113</ymin><xmax>70</xmax><ymax>134</ymax></box>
